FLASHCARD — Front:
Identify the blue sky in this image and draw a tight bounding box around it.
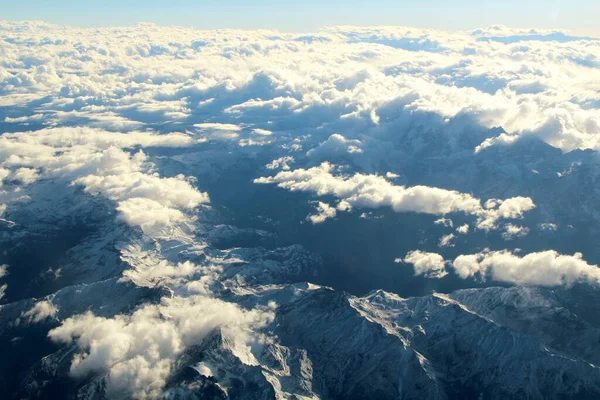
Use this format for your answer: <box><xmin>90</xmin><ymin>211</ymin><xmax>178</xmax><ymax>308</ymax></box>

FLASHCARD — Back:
<box><xmin>1</xmin><ymin>0</ymin><xmax>599</xmax><ymax>35</ymax></box>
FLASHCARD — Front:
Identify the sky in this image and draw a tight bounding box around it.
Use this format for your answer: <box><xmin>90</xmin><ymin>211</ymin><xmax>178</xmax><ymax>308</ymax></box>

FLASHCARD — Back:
<box><xmin>1</xmin><ymin>0</ymin><xmax>599</xmax><ymax>35</ymax></box>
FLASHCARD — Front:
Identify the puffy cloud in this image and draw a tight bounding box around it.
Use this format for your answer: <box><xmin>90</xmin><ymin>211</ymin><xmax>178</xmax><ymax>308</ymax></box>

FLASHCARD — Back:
<box><xmin>306</xmin><ymin>201</ymin><xmax>337</xmax><ymax>224</ymax></box>
<box><xmin>11</xmin><ymin>167</ymin><xmax>39</xmax><ymax>184</ymax></box>
<box><xmin>306</xmin><ymin>133</ymin><xmax>363</xmax><ymax>161</ymax></box>
<box><xmin>478</xmin><ymin>197</ymin><xmax>536</xmax><ymax>231</ymax></box>
<box><xmin>401</xmin><ymin>250</ymin><xmax>448</xmax><ymax>279</ymax></box>
<box><xmin>116</xmin><ymin>198</ymin><xmax>189</xmax><ymax>236</ymax></box>
<box><xmin>73</xmin><ymin>155</ymin><xmax>207</xmax><ymax>211</ymax></box>
<box><xmin>256</xmin><ymin>163</ymin><xmax>534</xmax><ymax>230</ymax></box>
<box><xmin>452</xmin><ymin>250</ymin><xmax>600</xmax><ymax>287</ymax></box>
<box><xmin>456</xmin><ymin>224</ymin><xmax>469</xmax><ymax>234</ymax></box>
<box><xmin>0</xmin><ymin>127</ymin><xmax>208</xmax><ymax>235</ymax></box>
<box><xmin>501</xmin><ymin>224</ymin><xmax>530</xmax><ymax>240</ymax></box>
<box><xmin>68</xmin><ymin>147</ymin><xmax>208</xmax><ymax>235</ymax></box>
<box><xmin>0</xmin><ymin>168</ymin><xmax>10</xmax><ymax>186</ymax></box>
<box><xmin>22</xmin><ymin>300</ymin><xmax>58</xmax><ymax>323</ymax></box>
<box><xmin>48</xmin><ymin>295</ymin><xmax>273</xmax><ymax>399</ymax></box>
<box><xmin>401</xmin><ymin>248</ymin><xmax>600</xmax><ymax>287</ymax></box>
<box><xmin>266</xmin><ymin>156</ymin><xmax>295</xmax><ymax>171</ymax></box>
<box><xmin>0</xmin><ymin>265</ymin><xmax>7</xmax><ymax>300</ymax></box>
<box><xmin>434</xmin><ymin>217</ymin><xmax>454</xmax><ymax>228</ymax></box>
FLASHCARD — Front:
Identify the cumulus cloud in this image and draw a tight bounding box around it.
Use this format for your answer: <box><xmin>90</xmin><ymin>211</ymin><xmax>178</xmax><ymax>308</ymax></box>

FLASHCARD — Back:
<box><xmin>0</xmin><ymin>265</ymin><xmax>7</xmax><ymax>301</ymax></box>
<box><xmin>452</xmin><ymin>250</ymin><xmax>600</xmax><ymax>287</ymax></box>
<box><xmin>402</xmin><ymin>250</ymin><xmax>448</xmax><ymax>279</ymax></box>
<box><xmin>116</xmin><ymin>198</ymin><xmax>189</xmax><ymax>235</ymax></box>
<box><xmin>11</xmin><ymin>167</ymin><xmax>40</xmax><ymax>184</ymax></box>
<box><xmin>456</xmin><ymin>224</ymin><xmax>469</xmax><ymax>234</ymax></box>
<box><xmin>49</xmin><ymin>295</ymin><xmax>273</xmax><ymax>399</ymax></box>
<box><xmin>306</xmin><ymin>201</ymin><xmax>337</xmax><ymax>224</ymax></box>
<box><xmin>0</xmin><ymin>168</ymin><xmax>11</xmax><ymax>186</ymax></box>
<box><xmin>255</xmin><ymin>163</ymin><xmax>534</xmax><ymax>230</ymax></box>
<box><xmin>501</xmin><ymin>224</ymin><xmax>530</xmax><ymax>240</ymax></box>
<box><xmin>434</xmin><ymin>217</ymin><xmax>454</xmax><ymax>228</ymax></box>
<box><xmin>401</xmin><ymin>248</ymin><xmax>600</xmax><ymax>287</ymax></box>
<box><xmin>478</xmin><ymin>197</ymin><xmax>536</xmax><ymax>231</ymax></box>
<box><xmin>22</xmin><ymin>300</ymin><xmax>58</xmax><ymax>323</ymax></box>
<box><xmin>0</xmin><ymin>127</ymin><xmax>208</xmax><ymax>235</ymax></box>
<box><xmin>306</xmin><ymin>133</ymin><xmax>363</xmax><ymax>161</ymax></box>
<box><xmin>266</xmin><ymin>156</ymin><xmax>295</xmax><ymax>171</ymax></box>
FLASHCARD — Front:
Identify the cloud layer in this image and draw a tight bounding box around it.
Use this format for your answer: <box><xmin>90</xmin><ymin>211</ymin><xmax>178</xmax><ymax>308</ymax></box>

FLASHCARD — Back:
<box><xmin>0</xmin><ymin>23</ymin><xmax>598</xmax><ymax>153</ymax></box>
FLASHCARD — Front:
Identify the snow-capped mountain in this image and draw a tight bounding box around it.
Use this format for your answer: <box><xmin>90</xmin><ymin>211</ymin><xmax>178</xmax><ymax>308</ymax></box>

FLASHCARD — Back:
<box><xmin>1</xmin><ymin>21</ymin><xmax>600</xmax><ymax>400</ymax></box>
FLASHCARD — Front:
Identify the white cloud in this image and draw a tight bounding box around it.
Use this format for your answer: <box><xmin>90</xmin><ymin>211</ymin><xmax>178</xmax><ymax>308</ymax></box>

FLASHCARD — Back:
<box><xmin>116</xmin><ymin>198</ymin><xmax>189</xmax><ymax>236</ymax></box>
<box><xmin>195</xmin><ymin>362</ymin><xmax>215</xmax><ymax>377</ymax></box>
<box><xmin>22</xmin><ymin>300</ymin><xmax>58</xmax><ymax>323</ymax></box>
<box><xmin>474</xmin><ymin>133</ymin><xmax>519</xmax><ymax>154</ymax></box>
<box><xmin>306</xmin><ymin>133</ymin><xmax>363</xmax><ymax>161</ymax></box>
<box><xmin>49</xmin><ymin>295</ymin><xmax>273</xmax><ymax>399</ymax></box>
<box><xmin>253</xmin><ymin>128</ymin><xmax>272</xmax><ymax>136</ymax></box>
<box><xmin>266</xmin><ymin>156</ymin><xmax>295</xmax><ymax>171</ymax></box>
<box><xmin>501</xmin><ymin>224</ymin><xmax>530</xmax><ymax>240</ymax></box>
<box><xmin>0</xmin><ymin>168</ymin><xmax>10</xmax><ymax>186</ymax></box>
<box><xmin>452</xmin><ymin>250</ymin><xmax>600</xmax><ymax>287</ymax></box>
<box><xmin>401</xmin><ymin>248</ymin><xmax>600</xmax><ymax>288</ymax></box>
<box><xmin>0</xmin><ymin>128</ymin><xmax>195</xmax><ymax>153</ymax></box>
<box><xmin>0</xmin><ymin>264</ymin><xmax>7</xmax><ymax>279</ymax></box>
<box><xmin>478</xmin><ymin>197</ymin><xmax>536</xmax><ymax>231</ymax></box>
<box><xmin>12</xmin><ymin>167</ymin><xmax>39</xmax><ymax>185</ymax></box>
<box><xmin>306</xmin><ymin>201</ymin><xmax>337</xmax><ymax>224</ymax></box>
<box><xmin>0</xmin><ymin>283</ymin><xmax>6</xmax><ymax>300</ymax></box>
<box><xmin>456</xmin><ymin>224</ymin><xmax>469</xmax><ymax>234</ymax></box>
<box><xmin>194</xmin><ymin>123</ymin><xmax>243</xmax><ymax>131</ymax></box>
<box><xmin>439</xmin><ymin>233</ymin><xmax>456</xmax><ymax>248</ymax></box>
<box><xmin>256</xmin><ymin>163</ymin><xmax>534</xmax><ymax>230</ymax></box>
<box><xmin>402</xmin><ymin>250</ymin><xmax>448</xmax><ymax>279</ymax></box>
<box><xmin>434</xmin><ymin>217</ymin><xmax>454</xmax><ymax>228</ymax></box>
<box><xmin>0</xmin><ymin>127</ymin><xmax>209</xmax><ymax>235</ymax></box>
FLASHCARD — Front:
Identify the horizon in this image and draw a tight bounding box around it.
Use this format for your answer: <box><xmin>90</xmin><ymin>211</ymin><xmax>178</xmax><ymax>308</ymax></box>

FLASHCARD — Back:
<box><xmin>1</xmin><ymin>0</ymin><xmax>599</xmax><ymax>36</ymax></box>
<box><xmin>2</xmin><ymin>19</ymin><xmax>599</xmax><ymax>38</ymax></box>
